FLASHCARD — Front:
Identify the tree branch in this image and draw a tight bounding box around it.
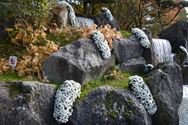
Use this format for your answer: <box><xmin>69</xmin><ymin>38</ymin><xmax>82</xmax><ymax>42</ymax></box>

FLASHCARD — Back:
<box><xmin>161</xmin><ymin>1</ymin><xmax>188</xmax><ymax>8</ymax></box>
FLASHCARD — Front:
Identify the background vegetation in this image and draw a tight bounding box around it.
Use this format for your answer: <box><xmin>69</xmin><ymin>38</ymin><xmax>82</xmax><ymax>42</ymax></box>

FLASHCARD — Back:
<box><xmin>74</xmin><ymin>0</ymin><xmax>187</xmax><ymax>35</ymax></box>
<box><xmin>0</xmin><ymin>0</ymin><xmax>187</xmax><ymax>82</ymax></box>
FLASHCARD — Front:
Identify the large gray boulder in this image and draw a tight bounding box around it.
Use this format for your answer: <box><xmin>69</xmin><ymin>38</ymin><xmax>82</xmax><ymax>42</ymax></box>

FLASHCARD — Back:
<box><xmin>159</xmin><ymin>21</ymin><xmax>188</xmax><ymax>52</ymax></box>
<box><xmin>43</xmin><ymin>38</ymin><xmax>115</xmax><ymax>85</ymax></box>
<box><xmin>0</xmin><ymin>81</ymin><xmax>58</xmax><ymax>125</ymax></box>
<box><xmin>113</xmin><ymin>38</ymin><xmax>144</xmax><ymax>63</ymax></box>
<box><xmin>146</xmin><ymin>62</ymin><xmax>183</xmax><ymax>125</ymax></box>
<box><xmin>119</xmin><ymin>57</ymin><xmax>146</xmax><ymax>73</ymax></box>
<box><xmin>182</xmin><ymin>66</ymin><xmax>188</xmax><ymax>84</ymax></box>
<box><xmin>70</xmin><ymin>86</ymin><xmax>152</xmax><ymax>125</ymax></box>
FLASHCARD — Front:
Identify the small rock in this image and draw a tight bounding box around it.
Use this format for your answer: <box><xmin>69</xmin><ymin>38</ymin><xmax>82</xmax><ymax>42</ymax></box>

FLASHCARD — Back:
<box><xmin>119</xmin><ymin>57</ymin><xmax>145</xmax><ymax>73</ymax></box>
<box><xmin>113</xmin><ymin>38</ymin><xmax>144</xmax><ymax>63</ymax></box>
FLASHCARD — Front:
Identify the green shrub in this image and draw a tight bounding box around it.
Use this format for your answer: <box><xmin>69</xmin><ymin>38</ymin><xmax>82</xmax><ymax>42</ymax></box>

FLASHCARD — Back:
<box><xmin>0</xmin><ymin>0</ymin><xmax>56</xmax><ymax>24</ymax></box>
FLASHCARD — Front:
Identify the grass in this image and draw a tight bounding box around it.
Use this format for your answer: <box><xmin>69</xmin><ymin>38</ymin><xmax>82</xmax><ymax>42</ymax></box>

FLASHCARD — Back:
<box><xmin>79</xmin><ymin>69</ymin><xmax>147</xmax><ymax>99</ymax></box>
<box><xmin>120</xmin><ymin>30</ymin><xmax>132</xmax><ymax>38</ymax></box>
<box><xmin>80</xmin><ymin>72</ymin><xmax>132</xmax><ymax>99</ymax></box>
<box><xmin>0</xmin><ymin>68</ymin><xmax>146</xmax><ymax>101</ymax></box>
<box><xmin>0</xmin><ymin>72</ymin><xmax>28</xmax><ymax>82</ymax></box>
<box><xmin>0</xmin><ymin>72</ymin><xmax>31</xmax><ymax>98</ymax></box>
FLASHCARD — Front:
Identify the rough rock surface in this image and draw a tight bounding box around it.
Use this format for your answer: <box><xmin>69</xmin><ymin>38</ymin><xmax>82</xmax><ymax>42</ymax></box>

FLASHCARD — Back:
<box><xmin>113</xmin><ymin>38</ymin><xmax>144</xmax><ymax>63</ymax></box>
<box><xmin>70</xmin><ymin>86</ymin><xmax>152</xmax><ymax>125</ymax></box>
<box><xmin>143</xmin><ymin>29</ymin><xmax>153</xmax><ymax>43</ymax></box>
<box><xmin>179</xmin><ymin>98</ymin><xmax>188</xmax><ymax>125</ymax></box>
<box><xmin>146</xmin><ymin>62</ymin><xmax>183</xmax><ymax>125</ymax></box>
<box><xmin>119</xmin><ymin>57</ymin><xmax>146</xmax><ymax>72</ymax></box>
<box><xmin>179</xmin><ymin>85</ymin><xmax>188</xmax><ymax>125</ymax></box>
<box><xmin>43</xmin><ymin>38</ymin><xmax>115</xmax><ymax>85</ymax></box>
<box><xmin>182</xmin><ymin>66</ymin><xmax>188</xmax><ymax>84</ymax></box>
<box><xmin>94</xmin><ymin>15</ymin><xmax>120</xmax><ymax>31</ymax></box>
<box><xmin>143</xmin><ymin>29</ymin><xmax>152</xmax><ymax>64</ymax></box>
<box><xmin>159</xmin><ymin>21</ymin><xmax>188</xmax><ymax>52</ymax></box>
<box><xmin>0</xmin><ymin>81</ymin><xmax>58</xmax><ymax>125</ymax></box>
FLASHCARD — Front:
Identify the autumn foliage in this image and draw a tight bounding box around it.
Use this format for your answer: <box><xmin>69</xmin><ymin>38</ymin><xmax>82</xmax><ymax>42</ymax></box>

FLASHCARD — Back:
<box><xmin>80</xmin><ymin>24</ymin><xmax>122</xmax><ymax>50</ymax></box>
<box><xmin>0</xmin><ymin>59</ymin><xmax>9</xmax><ymax>75</ymax></box>
<box><xmin>0</xmin><ymin>23</ymin><xmax>122</xmax><ymax>81</ymax></box>
<box><xmin>1</xmin><ymin>23</ymin><xmax>59</xmax><ymax>81</ymax></box>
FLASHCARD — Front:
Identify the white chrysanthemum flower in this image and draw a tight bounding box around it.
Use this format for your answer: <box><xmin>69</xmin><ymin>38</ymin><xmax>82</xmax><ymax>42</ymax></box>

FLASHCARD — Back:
<box><xmin>91</xmin><ymin>30</ymin><xmax>111</xmax><ymax>59</ymax></box>
<box><xmin>53</xmin><ymin>80</ymin><xmax>81</xmax><ymax>124</ymax></box>
<box><xmin>128</xmin><ymin>75</ymin><xmax>157</xmax><ymax>115</ymax></box>
<box><xmin>58</xmin><ymin>1</ymin><xmax>79</xmax><ymax>27</ymax></box>
<box><xmin>101</xmin><ymin>7</ymin><xmax>114</xmax><ymax>22</ymax></box>
<box><xmin>132</xmin><ymin>28</ymin><xmax>151</xmax><ymax>48</ymax></box>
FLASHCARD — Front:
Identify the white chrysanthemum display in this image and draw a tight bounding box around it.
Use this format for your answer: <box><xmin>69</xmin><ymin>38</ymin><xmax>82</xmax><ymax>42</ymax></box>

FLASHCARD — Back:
<box><xmin>132</xmin><ymin>28</ymin><xmax>151</xmax><ymax>48</ymax></box>
<box><xmin>101</xmin><ymin>7</ymin><xmax>114</xmax><ymax>22</ymax></box>
<box><xmin>53</xmin><ymin>80</ymin><xmax>81</xmax><ymax>124</ymax></box>
<box><xmin>91</xmin><ymin>30</ymin><xmax>111</xmax><ymax>59</ymax></box>
<box><xmin>128</xmin><ymin>75</ymin><xmax>157</xmax><ymax>115</ymax></box>
<box><xmin>58</xmin><ymin>1</ymin><xmax>79</xmax><ymax>27</ymax></box>
<box><xmin>180</xmin><ymin>46</ymin><xmax>188</xmax><ymax>58</ymax></box>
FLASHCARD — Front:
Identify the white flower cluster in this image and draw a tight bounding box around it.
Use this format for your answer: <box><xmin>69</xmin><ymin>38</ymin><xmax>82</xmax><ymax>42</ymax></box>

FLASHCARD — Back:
<box><xmin>132</xmin><ymin>28</ymin><xmax>151</xmax><ymax>48</ymax></box>
<box><xmin>58</xmin><ymin>1</ymin><xmax>79</xmax><ymax>27</ymax></box>
<box><xmin>128</xmin><ymin>75</ymin><xmax>157</xmax><ymax>115</ymax></box>
<box><xmin>53</xmin><ymin>80</ymin><xmax>81</xmax><ymax>124</ymax></box>
<box><xmin>101</xmin><ymin>7</ymin><xmax>114</xmax><ymax>22</ymax></box>
<box><xmin>180</xmin><ymin>46</ymin><xmax>188</xmax><ymax>58</ymax></box>
<box><xmin>91</xmin><ymin>30</ymin><xmax>111</xmax><ymax>59</ymax></box>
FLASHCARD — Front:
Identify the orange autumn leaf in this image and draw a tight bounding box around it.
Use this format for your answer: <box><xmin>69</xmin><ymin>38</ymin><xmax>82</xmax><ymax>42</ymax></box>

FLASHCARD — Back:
<box><xmin>5</xmin><ymin>28</ymin><xmax>14</xmax><ymax>32</ymax></box>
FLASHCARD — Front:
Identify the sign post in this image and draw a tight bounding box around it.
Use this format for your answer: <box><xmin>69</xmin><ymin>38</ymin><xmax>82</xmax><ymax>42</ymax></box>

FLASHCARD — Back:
<box><xmin>9</xmin><ymin>56</ymin><xmax>17</xmax><ymax>72</ymax></box>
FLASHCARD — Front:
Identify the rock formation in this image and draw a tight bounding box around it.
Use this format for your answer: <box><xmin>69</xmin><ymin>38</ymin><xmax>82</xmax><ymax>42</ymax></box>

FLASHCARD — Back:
<box><xmin>70</xmin><ymin>86</ymin><xmax>152</xmax><ymax>125</ymax></box>
<box><xmin>146</xmin><ymin>62</ymin><xmax>183</xmax><ymax>125</ymax></box>
<box><xmin>43</xmin><ymin>38</ymin><xmax>115</xmax><ymax>85</ymax></box>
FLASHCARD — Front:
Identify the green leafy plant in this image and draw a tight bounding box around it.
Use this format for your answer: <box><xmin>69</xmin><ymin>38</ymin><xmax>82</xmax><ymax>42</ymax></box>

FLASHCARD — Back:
<box><xmin>0</xmin><ymin>0</ymin><xmax>55</xmax><ymax>24</ymax></box>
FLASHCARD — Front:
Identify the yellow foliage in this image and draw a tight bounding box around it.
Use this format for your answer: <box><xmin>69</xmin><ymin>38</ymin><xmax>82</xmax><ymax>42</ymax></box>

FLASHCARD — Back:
<box><xmin>79</xmin><ymin>25</ymin><xmax>97</xmax><ymax>38</ymax></box>
<box><xmin>5</xmin><ymin>23</ymin><xmax>59</xmax><ymax>81</ymax></box>
<box><xmin>79</xmin><ymin>24</ymin><xmax>122</xmax><ymax>50</ymax></box>
<box><xmin>5</xmin><ymin>28</ymin><xmax>14</xmax><ymax>32</ymax></box>
<box><xmin>0</xmin><ymin>58</ymin><xmax>10</xmax><ymax>75</ymax></box>
<box><xmin>98</xmin><ymin>25</ymin><xmax>122</xmax><ymax>50</ymax></box>
<box><xmin>16</xmin><ymin>42</ymin><xmax>59</xmax><ymax>80</ymax></box>
<box><xmin>4</xmin><ymin>22</ymin><xmax>123</xmax><ymax>81</ymax></box>
<box><xmin>104</xmin><ymin>68</ymin><xmax>124</xmax><ymax>80</ymax></box>
<box><xmin>7</xmin><ymin>23</ymin><xmax>48</xmax><ymax>45</ymax></box>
